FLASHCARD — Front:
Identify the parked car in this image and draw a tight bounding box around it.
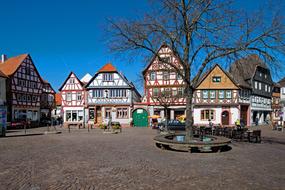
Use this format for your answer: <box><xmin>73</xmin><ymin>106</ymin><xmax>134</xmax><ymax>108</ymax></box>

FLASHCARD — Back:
<box><xmin>158</xmin><ymin>120</ymin><xmax>185</xmax><ymax>131</ymax></box>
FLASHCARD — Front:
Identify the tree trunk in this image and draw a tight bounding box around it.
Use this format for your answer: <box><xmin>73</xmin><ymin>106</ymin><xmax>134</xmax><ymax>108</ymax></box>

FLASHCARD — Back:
<box><xmin>185</xmin><ymin>84</ymin><xmax>194</xmax><ymax>142</ymax></box>
<box><xmin>164</xmin><ymin>107</ymin><xmax>168</xmax><ymax>131</ymax></box>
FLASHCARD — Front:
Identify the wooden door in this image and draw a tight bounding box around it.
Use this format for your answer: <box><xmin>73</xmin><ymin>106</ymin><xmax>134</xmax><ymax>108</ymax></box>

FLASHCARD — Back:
<box><xmin>221</xmin><ymin>111</ymin><xmax>229</xmax><ymax>125</ymax></box>
<box><xmin>96</xmin><ymin>106</ymin><xmax>102</xmax><ymax>124</ymax></box>
<box><xmin>240</xmin><ymin>106</ymin><xmax>248</xmax><ymax>125</ymax></box>
<box><xmin>132</xmin><ymin>109</ymin><xmax>148</xmax><ymax>127</ymax></box>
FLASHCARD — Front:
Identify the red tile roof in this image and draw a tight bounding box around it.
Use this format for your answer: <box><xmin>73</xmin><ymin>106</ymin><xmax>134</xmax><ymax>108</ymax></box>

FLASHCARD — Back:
<box><xmin>55</xmin><ymin>93</ymin><xmax>62</xmax><ymax>106</ymax></box>
<box><xmin>0</xmin><ymin>54</ymin><xmax>28</xmax><ymax>76</ymax></box>
<box><xmin>0</xmin><ymin>70</ymin><xmax>7</xmax><ymax>78</ymax></box>
<box><xmin>98</xmin><ymin>63</ymin><xmax>117</xmax><ymax>72</ymax></box>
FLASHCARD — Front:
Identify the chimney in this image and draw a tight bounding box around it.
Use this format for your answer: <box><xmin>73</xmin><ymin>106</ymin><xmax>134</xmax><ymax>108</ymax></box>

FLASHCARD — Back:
<box><xmin>1</xmin><ymin>54</ymin><xmax>7</xmax><ymax>63</ymax></box>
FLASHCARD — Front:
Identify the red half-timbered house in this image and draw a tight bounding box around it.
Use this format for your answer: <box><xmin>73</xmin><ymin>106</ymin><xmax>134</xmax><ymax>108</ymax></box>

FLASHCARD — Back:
<box><xmin>0</xmin><ymin>54</ymin><xmax>43</xmax><ymax>125</ymax></box>
<box><xmin>59</xmin><ymin>72</ymin><xmax>86</xmax><ymax>125</ymax></box>
<box><xmin>142</xmin><ymin>44</ymin><xmax>186</xmax><ymax>120</ymax></box>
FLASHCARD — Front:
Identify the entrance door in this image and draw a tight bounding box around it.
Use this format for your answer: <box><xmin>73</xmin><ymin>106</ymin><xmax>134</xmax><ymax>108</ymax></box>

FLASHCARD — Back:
<box><xmin>240</xmin><ymin>105</ymin><xmax>248</xmax><ymax>125</ymax></box>
<box><xmin>132</xmin><ymin>109</ymin><xmax>148</xmax><ymax>127</ymax></box>
<box><xmin>221</xmin><ymin>111</ymin><xmax>229</xmax><ymax>125</ymax></box>
<box><xmin>96</xmin><ymin>106</ymin><xmax>102</xmax><ymax>124</ymax></box>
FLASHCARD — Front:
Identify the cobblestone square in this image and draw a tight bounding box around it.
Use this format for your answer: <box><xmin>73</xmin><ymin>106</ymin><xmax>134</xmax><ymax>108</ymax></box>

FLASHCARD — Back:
<box><xmin>0</xmin><ymin>126</ymin><xmax>284</xmax><ymax>190</ymax></box>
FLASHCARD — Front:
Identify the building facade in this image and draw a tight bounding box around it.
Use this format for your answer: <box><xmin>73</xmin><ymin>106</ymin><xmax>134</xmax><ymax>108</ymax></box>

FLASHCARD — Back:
<box><xmin>0</xmin><ymin>70</ymin><xmax>7</xmax><ymax>136</ymax></box>
<box><xmin>142</xmin><ymin>44</ymin><xmax>186</xmax><ymax>120</ymax></box>
<box><xmin>40</xmin><ymin>80</ymin><xmax>55</xmax><ymax>121</ymax></box>
<box><xmin>59</xmin><ymin>72</ymin><xmax>86</xmax><ymax>125</ymax></box>
<box><xmin>193</xmin><ymin>64</ymin><xmax>240</xmax><ymax>126</ymax></box>
<box><xmin>0</xmin><ymin>54</ymin><xmax>43</xmax><ymax>126</ymax></box>
<box><xmin>85</xmin><ymin>63</ymin><xmax>141</xmax><ymax>126</ymax></box>
<box><xmin>278</xmin><ymin>77</ymin><xmax>285</xmax><ymax>122</ymax></box>
<box><xmin>230</xmin><ymin>55</ymin><xmax>273</xmax><ymax>125</ymax></box>
<box><xmin>271</xmin><ymin>83</ymin><xmax>281</xmax><ymax>124</ymax></box>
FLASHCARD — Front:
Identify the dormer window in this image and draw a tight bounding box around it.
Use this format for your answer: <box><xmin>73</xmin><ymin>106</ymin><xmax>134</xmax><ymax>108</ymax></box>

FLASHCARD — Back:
<box><xmin>212</xmin><ymin>76</ymin><xmax>221</xmax><ymax>83</ymax></box>
<box><xmin>103</xmin><ymin>73</ymin><xmax>114</xmax><ymax>81</ymax></box>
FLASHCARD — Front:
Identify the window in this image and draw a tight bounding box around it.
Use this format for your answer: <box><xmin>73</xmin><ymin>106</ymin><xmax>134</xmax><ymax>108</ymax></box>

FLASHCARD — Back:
<box><xmin>149</xmin><ymin>71</ymin><xmax>156</xmax><ymax>81</ymax></box>
<box><xmin>93</xmin><ymin>90</ymin><xmax>103</xmax><ymax>98</ymax></box>
<box><xmin>66</xmin><ymin>111</ymin><xmax>71</xmax><ymax>121</ymax></box>
<box><xmin>218</xmin><ymin>90</ymin><xmax>224</xmax><ymax>99</ymax></box>
<box><xmin>103</xmin><ymin>73</ymin><xmax>114</xmax><ymax>81</ymax></box>
<box><xmin>201</xmin><ymin>110</ymin><xmax>215</xmax><ymax>120</ymax></box>
<box><xmin>163</xmin><ymin>71</ymin><xmax>170</xmax><ymax>80</ymax></box>
<box><xmin>265</xmin><ymin>85</ymin><xmax>268</xmax><ymax>92</ymax></box>
<box><xmin>172</xmin><ymin>89</ymin><xmax>178</xmax><ymax>96</ymax></box>
<box><xmin>178</xmin><ymin>88</ymin><xmax>184</xmax><ymax>97</ymax></box>
<box><xmin>268</xmin><ymin>86</ymin><xmax>271</xmax><ymax>92</ymax></box>
<box><xmin>153</xmin><ymin>88</ymin><xmax>159</xmax><ymax>97</ymax></box>
<box><xmin>265</xmin><ymin>74</ymin><xmax>267</xmax><ymax>79</ymax></box>
<box><xmin>25</xmin><ymin>68</ymin><xmax>31</xmax><ymax>75</ymax></box>
<box><xmin>259</xmin><ymin>82</ymin><xmax>262</xmax><ymax>90</ymax></box>
<box><xmin>164</xmin><ymin>88</ymin><xmax>171</xmax><ymax>97</ymax></box>
<box><xmin>17</xmin><ymin>94</ymin><xmax>21</xmax><ymax>101</ymax></box>
<box><xmin>212</xmin><ymin>76</ymin><xmax>221</xmax><ymax>83</ymax></box>
<box><xmin>161</xmin><ymin>56</ymin><xmax>170</xmax><ymax>63</ymax></box>
<box><xmin>72</xmin><ymin>111</ymin><xmax>77</xmax><ymax>121</ymax></box>
<box><xmin>27</xmin><ymin>95</ymin><xmax>31</xmax><ymax>102</ymax></box>
<box><xmin>117</xmin><ymin>108</ymin><xmax>128</xmax><ymax>118</ymax></box>
<box><xmin>176</xmin><ymin>72</ymin><xmax>183</xmax><ymax>80</ymax></box>
<box><xmin>89</xmin><ymin>108</ymin><xmax>95</xmax><ymax>120</ymax></box>
<box><xmin>66</xmin><ymin>93</ymin><xmax>72</xmax><ymax>101</ymax></box>
<box><xmin>255</xmin><ymin>81</ymin><xmax>257</xmax><ymax>89</ymax></box>
<box><xmin>110</xmin><ymin>89</ymin><xmax>127</xmax><ymax>98</ymax></box>
<box><xmin>202</xmin><ymin>90</ymin><xmax>208</xmax><ymax>99</ymax></box>
<box><xmin>77</xmin><ymin>93</ymin><xmax>82</xmax><ymax>101</ymax></box>
<box><xmin>22</xmin><ymin>95</ymin><xmax>26</xmax><ymax>101</ymax></box>
<box><xmin>32</xmin><ymin>96</ymin><xmax>37</xmax><ymax>102</ymax></box>
<box><xmin>78</xmin><ymin>110</ymin><xmax>83</xmax><ymax>121</ymax></box>
<box><xmin>209</xmin><ymin>90</ymin><xmax>216</xmax><ymax>99</ymax></box>
<box><xmin>226</xmin><ymin>90</ymin><xmax>232</xmax><ymax>99</ymax></box>
<box><xmin>260</xmin><ymin>72</ymin><xmax>262</xmax><ymax>77</ymax></box>
<box><xmin>105</xmin><ymin>108</ymin><xmax>111</xmax><ymax>118</ymax></box>
<box><xmin>69</xmin><ymin>78</ymin><xmax>75</xmax><ymax>84</ymax></box>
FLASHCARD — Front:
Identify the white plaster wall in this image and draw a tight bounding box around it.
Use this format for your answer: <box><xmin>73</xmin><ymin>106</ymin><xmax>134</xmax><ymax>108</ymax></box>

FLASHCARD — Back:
<box><xmin>230</xmin><ymin>107</ymin><xmax>239</xmax><ymax>125</ymax></box>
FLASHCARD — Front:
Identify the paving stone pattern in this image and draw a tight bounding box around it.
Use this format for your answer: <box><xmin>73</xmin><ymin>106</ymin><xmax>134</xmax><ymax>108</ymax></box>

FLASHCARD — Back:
<box><xmin>0</xmin><ymin>126</ymin><xmax>284</xmax><ymax>190</ymax></box>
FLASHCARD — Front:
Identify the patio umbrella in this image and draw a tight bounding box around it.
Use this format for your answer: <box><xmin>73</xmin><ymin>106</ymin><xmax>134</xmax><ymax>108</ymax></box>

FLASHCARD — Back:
<box><xmin>148</xmin><ymin>115</ymin><xmax>161</xmax><ymax>119</ymax></box>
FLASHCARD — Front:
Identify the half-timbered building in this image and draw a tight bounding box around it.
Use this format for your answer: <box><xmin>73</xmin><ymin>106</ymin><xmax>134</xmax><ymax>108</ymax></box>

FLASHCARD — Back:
<box><xmin>193</xmin><ymin>64</ymin><xmax>240</xmax><ymax>126</ymax></box>
<box><xmin>0</xmin><ymin>54</ymin><xmax>43</xmax><ymax>125</ymax></box>
<box><xmin>59</xmin><ymin>72</ymin><xmax>86</xmax><ymax>125</ymax></box>
<box><xmin>40</xmin><ymin>79</ymin><xmax>55</xmax><ymax>120</ymax></box>
<box><xmin>0</xmin><ymin>68</ymin><xmax>7</xmax><ymax>136</ymax></box>
<box><xmin>85</xmin><ymin>63</ymin><xmax>141</xmax><ymax>126</ymax></box>
<box><xmin>51</xmin><ymin>93</ymin><xmax>63</xmax><ymax>120</ymax></box>
<box><xmin>142</xmin><ymin>44</ymin><xmax>186</xmax><ymax>120</ymax></box>
<box><xmin>278</xmin><ymin>77</ymin><xmax>285</xmax><ymax>123</ymax></box>
<box><xmin>271</xmin><ymin>83</ymin><xmax>281</xmax><ymax>124</ymax></box>
<box><xmin>230</xmin><ymin>54</ymin><xmax>273</xmax><ymax>125</ymax></box>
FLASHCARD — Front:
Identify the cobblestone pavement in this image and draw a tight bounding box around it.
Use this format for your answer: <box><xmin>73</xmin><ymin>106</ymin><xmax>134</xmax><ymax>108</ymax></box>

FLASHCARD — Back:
<box><xmin>0</xmin><ymin>126</ymin><xmax>284</xmax><ymax>190</ymax></box>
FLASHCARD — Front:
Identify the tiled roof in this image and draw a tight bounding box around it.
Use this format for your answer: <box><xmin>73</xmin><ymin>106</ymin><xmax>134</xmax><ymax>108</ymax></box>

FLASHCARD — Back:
<box><xmin>278</xmin><ymin>77</ymin><xmax>285</xmax><ymax>87</ymax></box>
<box><xmin>0</xmin><ymin>70</ymin><xmax>7</xmax><ymax>78</ymax></box>
<box><xmin>98</xmin><ymin>63</ymin><xmax>117</xmax><ymax>72</ymax></box>
<box><xmin>0</xmin><ymin>54</ymin><xmax>28</xmax><ymax>76</ymax></box>
<box><xmin>55</xmin><ymin>93</ymin><xmax>62</xmax><ymax>106</ymax></box>
<box><xmin>229</xmin><ymin>54</ymin><xmax>268</xmax><ymax>89</ymax></box>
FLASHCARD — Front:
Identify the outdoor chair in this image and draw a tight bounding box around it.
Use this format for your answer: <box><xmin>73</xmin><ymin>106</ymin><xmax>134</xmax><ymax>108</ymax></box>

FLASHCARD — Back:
<box><xmin>248</xmin><ymin>130</ymin><xmax>261</xmax><ymax>143</ymax></box>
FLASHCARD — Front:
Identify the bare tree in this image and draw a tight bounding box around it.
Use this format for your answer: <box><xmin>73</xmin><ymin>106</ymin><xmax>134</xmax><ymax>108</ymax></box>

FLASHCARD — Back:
<box><xmin>107</xmin><ymin>0</ymin><xmax>285</xmax><ymax>142</ymax></box>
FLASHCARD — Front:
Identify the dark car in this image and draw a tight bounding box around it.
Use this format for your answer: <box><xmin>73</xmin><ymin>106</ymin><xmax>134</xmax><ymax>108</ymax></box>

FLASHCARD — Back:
<box><xmin>158</xmin><ymin>120</ymin><xmax>185</xmax><ymax>131</ymax></box>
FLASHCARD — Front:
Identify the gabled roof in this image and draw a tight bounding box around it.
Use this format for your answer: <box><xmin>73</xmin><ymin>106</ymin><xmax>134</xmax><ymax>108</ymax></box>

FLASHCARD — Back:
<box><xmin>195</xmin><ymin>64</ymin><xmax>239</xmax><ymax>89</ymax></box>
<box><xmin>0</xmin><ymin>54</ymin><xmax>28</xmax><ymax>76</ymax></box>
<box><xmin>229</xmin><ymin>54</ymin><xmax>269</xmax><ymax>89</ymax></box>
<box><xmin>58</xmin><ymin>72</ymin><xmax>84</xmax><ymax>91</ymax></box>
<box><xmin>142</xmin><ymin>43</ymin><xmax>175</xmax><ymax>75</ymax></box>
<box><xmin>55</xmin><ymin>93</ymin><xmax>62</xmax><ymax>106</ymax></box>
<box><xmin>42</xmin><ymin>79</ymin><xmax>56</xmax><ymax>93</ymax></box>
<box><xmin>98</xmin><ymin>63</ymin><xmax>117</xmax><ymax>72</ymax></box>
<box><xmin>278</xmin><ymin>77</ymin><xmax>285</xmax><ymax>87</ymax></box>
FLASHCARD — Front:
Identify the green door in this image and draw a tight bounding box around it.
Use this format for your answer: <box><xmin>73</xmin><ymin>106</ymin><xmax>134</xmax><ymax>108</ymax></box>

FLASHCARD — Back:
<box><xmin>132</xmin><ymin>109</ymin><xmax>148</xmax><ymax>127</ymax></box>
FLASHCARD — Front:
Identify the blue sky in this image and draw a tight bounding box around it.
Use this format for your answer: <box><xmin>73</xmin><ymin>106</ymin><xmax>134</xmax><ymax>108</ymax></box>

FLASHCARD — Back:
<box><xmin>1</xmin><ymin>0</ymin><xmax>284</xmax><ymax>93</ymax></box>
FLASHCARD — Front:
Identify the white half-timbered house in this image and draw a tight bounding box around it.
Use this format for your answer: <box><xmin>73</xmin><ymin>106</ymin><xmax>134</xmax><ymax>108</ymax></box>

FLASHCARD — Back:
<box><xmin>59</xmin><ymin>72</ymin><xmax>86</xmax><ymax>125</ymax></box>
<box><xmin>193</xmin><ymin>64</ymin><xmax>240</xmax><ymax>126</ymax></box>
<box><xmin>40</xmin><ymin>80</ymin><xmax>55</xmax><ymax>121</ymax></box>
<box><xmin>142</xmin><ymin>44</ymin><xmax>186</xmax><ymax>120</ymax></box>
<box><xmin>0</xmin><ymin>54</ymin><xmax>43</xmax><ymax>126</ymax></box>
<box><xmin>85</xmin><ymin>63</ymin><xmax>141</xmax><ymax>126</ymax></box>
